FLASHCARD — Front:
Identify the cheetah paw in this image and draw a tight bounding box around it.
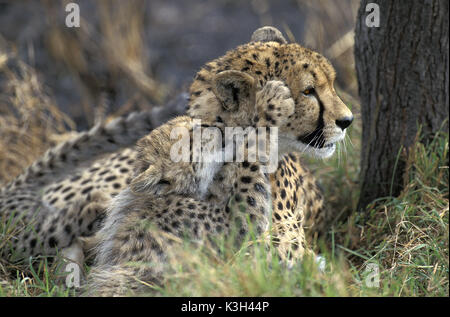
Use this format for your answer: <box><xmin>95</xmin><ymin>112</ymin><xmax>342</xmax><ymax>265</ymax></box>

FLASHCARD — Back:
<box><xmin>257</xmin><ymin>80</ymin><xmax>295</xmax><ymax>125</ymax></box>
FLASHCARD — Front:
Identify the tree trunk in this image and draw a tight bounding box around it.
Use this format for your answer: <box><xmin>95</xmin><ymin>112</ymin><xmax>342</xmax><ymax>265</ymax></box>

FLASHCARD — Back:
<box><xmin>355</xmin><ymin>0</ymin><xmax>449</xmax><ymax>210</ymax></box>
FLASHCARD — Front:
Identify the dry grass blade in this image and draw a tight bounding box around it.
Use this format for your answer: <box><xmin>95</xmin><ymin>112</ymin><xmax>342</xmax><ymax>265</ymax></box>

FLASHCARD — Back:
<box><xmin>97</xmin><ymin>0</ymin><xmax>167</xmax><ymax>103</ymax></box>
<box><xmin>0</xmin><ymin>46</ymin><xmax>75</xmax><ymax>184</ymax></box>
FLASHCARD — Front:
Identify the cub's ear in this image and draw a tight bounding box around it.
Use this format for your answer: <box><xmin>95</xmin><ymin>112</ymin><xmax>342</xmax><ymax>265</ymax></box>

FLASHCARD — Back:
<box><xmin>212</xmin><ymin>70</ymin><xmax>256</xmax><ymax>112</ymax></box>
<box><xmin>130</xmin><ymin>165</ymin><xmax>160</xmax><ymax>193</ymax></box>
<box><xmin>251</xmin><ymin>26</ymin><xmax>287</xmax><ymax>44</ymax></box>
<box><xmin>130</xmin><ymin>165</ymin><xmax>170</xmax><ymax>195</ymax></box>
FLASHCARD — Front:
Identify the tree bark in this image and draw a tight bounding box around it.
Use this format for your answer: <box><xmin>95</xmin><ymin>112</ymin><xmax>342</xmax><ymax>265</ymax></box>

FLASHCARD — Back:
<box><xmin>355</xmin><ymin>0</ymin><xmax>449</xmax><ymax>210</ymax></box>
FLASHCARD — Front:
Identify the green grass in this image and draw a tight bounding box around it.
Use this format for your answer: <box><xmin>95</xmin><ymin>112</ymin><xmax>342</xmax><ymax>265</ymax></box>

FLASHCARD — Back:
<box><xmin>0</xmin><ymin>118</ymin><xmax>448</xmax><ymax>297</ymax></box>
<box><xmin>154</xmin><ymin>122</ymin><xmax>447</xmax><ymax>297</ymax></box>
<box><xmin>154</xmin><ymin>239</ymin><xmax>359</xmax><ymax>297</ymax></box>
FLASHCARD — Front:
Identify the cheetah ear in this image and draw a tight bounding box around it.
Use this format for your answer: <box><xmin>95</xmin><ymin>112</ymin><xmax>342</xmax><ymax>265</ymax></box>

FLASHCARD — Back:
<box><xmin>251</xmin><ymin>26</ymin><xmax>287</xmax><ymax>44</ymax></box>
<box><xmin>130</xmin><ymin>165</ymin><xmax>164</xmax><ymax>194</ymax></box>
<box><xmin>212</xmin><ymin>70</ymin><xmax>256</xmax><ymax>113</ymax></box>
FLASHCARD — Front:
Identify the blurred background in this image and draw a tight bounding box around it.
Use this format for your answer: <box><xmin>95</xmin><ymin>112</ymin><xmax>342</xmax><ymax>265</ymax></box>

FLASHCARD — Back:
<box><xmin>0</xmin><ymin>0</ymin><xmax>359</xmax><ymax>182</ymax></box>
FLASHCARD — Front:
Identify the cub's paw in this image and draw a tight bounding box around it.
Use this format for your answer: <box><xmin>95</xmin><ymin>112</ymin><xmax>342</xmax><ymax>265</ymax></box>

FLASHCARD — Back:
<box><xmin>256</xmin><ymin>80</ymin><xmax>295</xmax><ymax>126</ymax></box>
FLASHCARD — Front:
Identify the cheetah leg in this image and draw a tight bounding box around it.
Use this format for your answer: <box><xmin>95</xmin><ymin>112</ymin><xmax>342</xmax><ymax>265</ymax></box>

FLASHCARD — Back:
<box><xmin>60</xmin><ymin>237</ymin><xmax>85</xmax><ymax>266</ymax></box>
<box><xmin>76</xmin><ymin>200</ymin><xmax>108</xmax><ymax>236</ymax></box>
<box><xmin>54</xmin><ymin>237</ymin><xmax>85</xmax><ymax>289</ymax></box>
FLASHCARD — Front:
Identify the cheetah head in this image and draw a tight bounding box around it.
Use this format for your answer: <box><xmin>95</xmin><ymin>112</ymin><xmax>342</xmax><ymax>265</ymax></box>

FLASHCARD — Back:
<box><xmin>188</xmin><ymin>26</ymin><xmax>353</xmax><ymax>159</ymax></box>
<box><xmin>252</xmin><ymin>27</ymin><xmax>353</xmax><ymax>158</ymax></box>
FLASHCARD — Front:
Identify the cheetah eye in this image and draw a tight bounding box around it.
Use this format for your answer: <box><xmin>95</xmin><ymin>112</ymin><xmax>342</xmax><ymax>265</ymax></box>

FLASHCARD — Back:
<box><xmin>302</xmin><ymin>88</ymin><xmax>315</xmax><ymax>96</ymax></box>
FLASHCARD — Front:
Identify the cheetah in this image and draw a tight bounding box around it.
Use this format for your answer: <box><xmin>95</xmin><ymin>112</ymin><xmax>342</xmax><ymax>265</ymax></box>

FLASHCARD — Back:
<box><xmin>0</xmin><ymin>27</ymin><xmax>352</xmax><ymax>284</ymax></box>
<box><xmin>85</xmin><ymin>72</ymin><xmax>295</xmax><ymax>295</ymax></box>
<box><xmin>0</xmin><ymin>105</ymin><xmax>185</xmax><ymax>265</ymax></box>
<box><xmin>186</xmin><ymin>26</ymin><xmax>353</xmax><ymax>261</ymax></box>
<box><xmin>84</xmin><ymin>27</ymin><xmax>353</xmax><ymax>295</ymax></box>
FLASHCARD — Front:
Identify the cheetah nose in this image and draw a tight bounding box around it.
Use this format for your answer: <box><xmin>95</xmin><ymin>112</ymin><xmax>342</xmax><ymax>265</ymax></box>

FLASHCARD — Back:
<box><xmin>335</xmin><ymin>116</ymin><xmax>353</xmax><ymax>130</ymax></box>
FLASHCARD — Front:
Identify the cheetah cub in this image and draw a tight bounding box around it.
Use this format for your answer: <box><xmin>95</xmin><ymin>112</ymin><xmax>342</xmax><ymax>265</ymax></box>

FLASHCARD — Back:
<box><xmin>85</xmin><ymin>71</ymin><xmax>295</xmax><ymax>296</ymax></box>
